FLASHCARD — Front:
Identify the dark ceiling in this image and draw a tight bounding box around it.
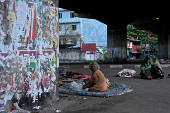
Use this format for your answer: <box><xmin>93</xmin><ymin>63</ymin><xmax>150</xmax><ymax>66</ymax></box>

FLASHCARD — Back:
<box><xmin>59</xmin><ymin>0</ymin><xmax>170</xmax><ymax>27</ymax></box>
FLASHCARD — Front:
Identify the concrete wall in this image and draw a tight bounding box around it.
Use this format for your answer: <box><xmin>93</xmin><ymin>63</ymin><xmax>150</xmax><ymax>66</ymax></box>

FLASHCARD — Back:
<box><xmin>157</xmin><ymin>26</ymin><xmax>169</xmax><ymax>59</ymax></box>
<box><xmin>59</xmin><ymin>51</ymin><xmax>85</xmax><ymax>61</ymax></box>
<box><xmin>59</xmin><ymin>9</ymin><xmax>81</xmax><ymax>37</ymax></box>
<box><xmin>0</xmin><ymin>0</ymin><xmax>59</xmax><ymax>112</ymax></box>
<box><xmin>82</xmin><ymin>18</ymin><xmax>107</xmax><ymax>47</ymax></box>
<box><xmin>107</xmin><ymin>47</ymin><xmax>126</xmax><ymax>61</ymax></box>
<box><xmin>107</xmin><ymin>27</ymin><xmax>127</xmax><ymax>63</ymax></box>
<box><xmin>59</xmin><ymin>9</ymin><xmax>81</xmax><ymax>24</ymax></box>
<box><xmin>85</xmin><ymin>52</ymin><xmax>98</xmax><ymax>61</ymax></box>
<box><xmin>59</xmin><ymin>22</ymin><xmax>81</xmax><ymax>35</ymax></box>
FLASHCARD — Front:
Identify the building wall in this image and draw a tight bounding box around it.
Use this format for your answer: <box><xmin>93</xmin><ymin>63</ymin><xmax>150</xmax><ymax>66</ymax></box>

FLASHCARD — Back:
<box><xmin>59</xmin><ymin>8</ymin><xmax>107</xmax><ymax>47</ymax></box>
<box><xmin>0</xmin><ymin>0</ymin><xmax>59</xmax><ymax>111</ymax></box>
<box><xmin>59</xmin><ymin>9</ymin><xmax>81</xmax><ymax>23</ymax></box>
<box><xmin>59</xmin><ymin>51</ymin><xmax>85</xmax><ymax>61</ymax></box>
<box><xmin>59</xmin><ymin>23</ymin><xmax>81</xmax><ymax>35</ymax></box>
<box><xmin>82</xmin><ymin>18</ymin><xmax>107</xmax><ymax>46</ymax></box>
<box><xmin>85</xmin><ymin>52</ymin><xmax>98</xmax><ymax>61</ymax></box>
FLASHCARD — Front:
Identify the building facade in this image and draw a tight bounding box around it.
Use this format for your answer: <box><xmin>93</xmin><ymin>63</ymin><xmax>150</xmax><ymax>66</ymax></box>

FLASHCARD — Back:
<box><xmin>59</xmin><ymin>8</ymin><xmax>107</xmax><ymax>47</ymax></box>
<box><xmin>59</xmin><ymin>8</ymin><xmax>107</xmax><ymax>61</ymax></box>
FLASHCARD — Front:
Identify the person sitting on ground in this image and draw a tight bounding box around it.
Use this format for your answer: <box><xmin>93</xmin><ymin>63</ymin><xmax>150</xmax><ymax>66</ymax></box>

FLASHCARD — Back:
<box><xmin>59</xmin><ymin>69</ymin><xmax>84</xmax><ymax>78</ymax></box>
<box><xmin>140</xmin><ymin>56</ymin><xmax>153</xmax><ymax>80</ymax></box>
<box><xmin>83</xmin><ymin>62</ymin><xmax>108</xmax><ymax>92</ymax></box>
<box><xmin>150</xmin><ymin>55</ymin><xmax>164</xmax><ymax>79</ymax></box>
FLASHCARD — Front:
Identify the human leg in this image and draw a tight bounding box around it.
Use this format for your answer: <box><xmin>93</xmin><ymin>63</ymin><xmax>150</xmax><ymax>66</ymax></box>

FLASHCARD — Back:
<box><xmin>140</xmin><ymin>72</ymin><xmax>152</xmax><ymax>80</ymax></box>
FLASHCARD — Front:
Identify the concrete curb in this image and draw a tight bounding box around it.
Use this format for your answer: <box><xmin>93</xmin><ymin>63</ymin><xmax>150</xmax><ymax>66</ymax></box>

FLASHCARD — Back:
<box><xmin>59</xmin><ymin>64</ymin><xmax>170</xmax><ymax>69</ymax></box>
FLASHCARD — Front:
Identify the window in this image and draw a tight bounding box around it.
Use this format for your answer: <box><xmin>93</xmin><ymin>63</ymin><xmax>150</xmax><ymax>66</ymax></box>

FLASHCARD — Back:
<box><xmin>59</xmin><ymin>13</ymin><xmax>62</xmax><ymax>19</ymax></box>
<box><xmin>59</xmin><ymin>26</ymin><xmax>62</xmax><ymax>31</ymax></box>
<box><xmin>70</xmin><ymin>12</ymin><xmax>78</xmax><ymax>18</ymax></box>
<box><xmin>71</xmin><ymin>25</ymin><xmax>76</xmax><ymax>30</ymax></box>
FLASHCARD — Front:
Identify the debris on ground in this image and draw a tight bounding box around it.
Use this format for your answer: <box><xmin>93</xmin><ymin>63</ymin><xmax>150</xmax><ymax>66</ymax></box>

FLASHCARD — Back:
<box><xmin>70</xmin><ymin>81</ymin><xmax>83</xmax><ymax>91</ymax></box>
<box><xmin>59</xmin><ymin>81</ymin><xmax>64</xmax><ymax>86</ymax></box>
<box><xmin>59</xmin><ymin>94</ymin><xmax>68</xmax><ymax>98</ymax></box>
<box><xmin>56</xmin><ymin>109</ymin><xmax>61</xmax><ymax>112</ymax></box>
<box><xmin>118</xmin><ymin>69</ymin><xmax>139</xmax><ymax>77</ymax></box>
<box><xmin>159</xmin><ymin>59</ymin><xmax>170</xmax><ymax>63</ymax></box>
<box><xmin>105</xmin><ymin>78</ymin><xmax>111</xmax><ymax>87</ymax></box>
<box><xmin>11</xmin><ymin>109</ymin><xmax>31</xmax><ymax>113</ymax></box>
<box><xmin>32</xmin><ymin>106</ymin><xmax>41</xmax><ymax>110</ymax></box>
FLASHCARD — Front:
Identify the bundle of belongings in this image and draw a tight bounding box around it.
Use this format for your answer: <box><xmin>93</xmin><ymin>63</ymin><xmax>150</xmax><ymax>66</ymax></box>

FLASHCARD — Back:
<box><xmin>118</xmin><ymin>69</ymin><xmax>139</xmax><ymax>77</ymax></box>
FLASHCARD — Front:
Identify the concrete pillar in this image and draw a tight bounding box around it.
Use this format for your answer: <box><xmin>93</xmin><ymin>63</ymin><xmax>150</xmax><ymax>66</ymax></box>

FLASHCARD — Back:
<box><xmin>107</xmin><ymin>25</ymin><xmax>127</xmax><ymax>63</ymax></box>
<box><xmin>157</xmin><ymin>26</ymin><xmax>170</xmax><ymax>59</ymax></box>
<box><xmin>0</xmin><ymin>0</ymin><xmax>59</xmax><ymax>112</ymax></box>
<box><xmin>168</xmin><ymin>35</ymin><xmax>170</xmax><ymax>59</ymax></box>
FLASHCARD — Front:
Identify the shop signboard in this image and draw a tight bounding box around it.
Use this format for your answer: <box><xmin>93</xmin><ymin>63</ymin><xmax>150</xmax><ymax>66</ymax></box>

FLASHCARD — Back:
<box><xmin>82</xmin><ymin>43</ymin><xmax>96</xmax><ymax>51</ymax></box>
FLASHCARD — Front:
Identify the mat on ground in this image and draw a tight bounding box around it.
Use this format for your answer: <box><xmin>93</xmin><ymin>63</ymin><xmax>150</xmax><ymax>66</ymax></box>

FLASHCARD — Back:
<box><xmin>59</xmin><ymin>79</ymin><xmax>133</xmax><ymax>98</ymax></box>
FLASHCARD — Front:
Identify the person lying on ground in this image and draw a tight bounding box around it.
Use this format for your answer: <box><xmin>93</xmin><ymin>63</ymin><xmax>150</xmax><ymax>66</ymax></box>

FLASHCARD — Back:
<box><xmin>59</xmin><ymin>69</ymin><xmax>84</xmax><ymax>78</ymax></box>
<box><xmin>150</xmin><ymin>55</ymin><xmax>164</xmax><ymax>79</ymax></box>
<box><xmin>140</xmin><ymin>56</ymin><xmax>153</xmax><ymax>80</ymax></box>
<box><xmin>83</xmin><ymin>62</ymin><xmax>108</xmax><ymax>92</ymax></box>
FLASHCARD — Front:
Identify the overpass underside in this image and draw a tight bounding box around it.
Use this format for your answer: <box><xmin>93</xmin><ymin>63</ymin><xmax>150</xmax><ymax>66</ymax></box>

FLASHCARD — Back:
<box><xmin>59</xmin><ymin>0</ymin><xmax>170</xmax><ymax>63</ymax></box>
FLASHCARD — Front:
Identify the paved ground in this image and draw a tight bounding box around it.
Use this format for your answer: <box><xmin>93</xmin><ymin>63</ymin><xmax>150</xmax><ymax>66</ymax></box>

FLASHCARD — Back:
<box><xmin>34</xmin><ymin>64</ymin><xmax>170</xmax><ymax>113</ymax></box>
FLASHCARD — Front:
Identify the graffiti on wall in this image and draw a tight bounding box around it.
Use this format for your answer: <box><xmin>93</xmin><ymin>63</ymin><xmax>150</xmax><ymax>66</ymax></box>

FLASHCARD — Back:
<box><xmin>59</xmin><ymin>51</ymin><xmax>85</xmax><ymax>61</ymax></box>
<box><xmin>0</xmin><ymin>0</ymin><xmax>59</xmax><ymax>111</ymax></box>
<box><xmin>107</xmin><ymin>47</ymin><xmax>126</xmax><ymax>60</ymax></box>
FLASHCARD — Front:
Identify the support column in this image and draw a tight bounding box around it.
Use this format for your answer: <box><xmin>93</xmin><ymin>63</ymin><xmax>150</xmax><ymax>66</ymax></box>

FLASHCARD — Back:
<box><xmin>168</xmin><ymin>35</ymin><xmax>170</xmax><ymax>59</ymax></box>
<box><xmin>107</xmin><ymin>25</ymin><xmax>127</xmax><ymax>63</ymax></box>
<box><xmin>157</xmin><ymin>26</ymin><xmax>170</xmax><ymax>59</ymax></box>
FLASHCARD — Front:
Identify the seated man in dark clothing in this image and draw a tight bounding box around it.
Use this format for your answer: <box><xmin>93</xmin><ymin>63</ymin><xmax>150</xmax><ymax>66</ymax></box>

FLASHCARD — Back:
<box><xmin>150</xmin><ymin>65</ymin><xmax>164</xmax><ymax>79</ymax></box>
<box><xmin>140</xmin><ymin>56</ymin><xmax>153</xmax><ymax>80</ymax></box>
<box><xmin>150</xmin><ymin>55</ymin><xmax>164</xmax><ymax>79</ymax></box>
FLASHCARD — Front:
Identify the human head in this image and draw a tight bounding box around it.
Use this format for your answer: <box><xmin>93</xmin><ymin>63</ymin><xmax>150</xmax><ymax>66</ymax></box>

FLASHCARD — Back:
<box><xmin>152</xmin><ymin>55</ymin><xmax>156</xmax><ymax>61</ymax></box>
<box><xmin>144</xmin><ymin>56</ymin><xmax>150</xmax><ymax>62</ymax></box>
<box><xmin>68</xmin><ymin>71</ymin><xmax>74</xmax><ymax>78</ymax></box>
<box><xmin>89</xmin><ymin>62</ymin><xmax>100</xmax><ymax>72</ymax></box>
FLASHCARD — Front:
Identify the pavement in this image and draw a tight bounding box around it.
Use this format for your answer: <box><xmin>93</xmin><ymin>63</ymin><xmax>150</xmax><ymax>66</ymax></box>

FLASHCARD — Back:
<box><xmin>31</xmin><ymin>64</ymin><xmax>170</xmax><ymax>113</ymax></box>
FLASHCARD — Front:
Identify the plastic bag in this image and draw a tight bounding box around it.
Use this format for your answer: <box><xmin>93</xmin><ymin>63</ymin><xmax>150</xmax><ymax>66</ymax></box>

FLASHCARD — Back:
<box><xmin>105</xmin><ymin>78</ymin><xmax>111</xmax><ymax>87</ymax></box>
<box><xmin>70</xmin><ymin>81</ymin><xmax>83</xmax><ymax>91</ymax></box>
<box><xmin>118</xmin><ymin>69</ymin><xmax>137</xmax><ymax>77</ymax></box>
